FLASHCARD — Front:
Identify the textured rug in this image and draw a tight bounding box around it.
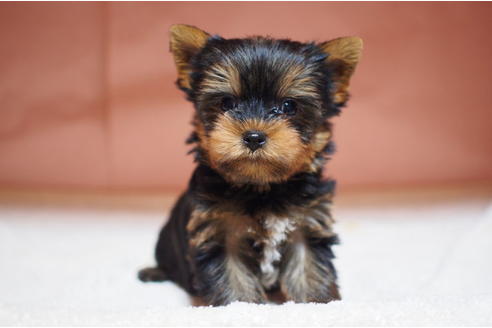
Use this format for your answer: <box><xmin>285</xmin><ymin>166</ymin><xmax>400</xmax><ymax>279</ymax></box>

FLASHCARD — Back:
<box><xmin>1</xmin><ymin>191</ymin><xmax>491</xmax><ymax>325</ymax></box>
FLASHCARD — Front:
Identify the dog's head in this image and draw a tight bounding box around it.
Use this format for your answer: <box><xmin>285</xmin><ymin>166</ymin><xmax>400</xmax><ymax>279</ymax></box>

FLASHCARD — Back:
<box><xmin>169</xmin><ymin>25</ymin><xmax>362</xmax><ymax>185</ymax></box>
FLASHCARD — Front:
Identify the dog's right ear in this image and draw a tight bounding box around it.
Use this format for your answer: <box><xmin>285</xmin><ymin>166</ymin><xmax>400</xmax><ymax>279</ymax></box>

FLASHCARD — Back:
<box><xmin>169</xmin><ymin>24</ymin><xmax>211</xmax><ymax>90</ymax></box>
<box><xmin>319</xmin><ymin>37</ymin><xmax>363</xmax><ymax>106</ymax></box>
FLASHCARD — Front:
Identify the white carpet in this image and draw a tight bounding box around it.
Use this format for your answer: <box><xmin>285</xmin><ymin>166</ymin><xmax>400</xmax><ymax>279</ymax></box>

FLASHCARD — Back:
<box><xmin>1</xmin><ymin>193</ymin><xmax>492</xmax><ymax>326</ymax></box>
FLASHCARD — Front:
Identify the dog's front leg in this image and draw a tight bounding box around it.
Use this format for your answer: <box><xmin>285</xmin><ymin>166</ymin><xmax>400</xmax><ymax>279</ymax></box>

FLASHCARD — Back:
<box><xmin>187</xmin><ymin>210</ymin><xmax>266</xmax><ymax>306</ymax></box>
<box><xmin>279</xmin><ymin>203</ymin><xmax>341</xmax><ymax>303</ymax></box>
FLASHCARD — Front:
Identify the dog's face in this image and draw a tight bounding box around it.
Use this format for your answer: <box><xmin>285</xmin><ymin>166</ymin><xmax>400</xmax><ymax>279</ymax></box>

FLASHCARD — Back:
<box><xmin>169</xmin><ymin>25</ymin><xmax>362</xmax><ymax>185</ymax></box>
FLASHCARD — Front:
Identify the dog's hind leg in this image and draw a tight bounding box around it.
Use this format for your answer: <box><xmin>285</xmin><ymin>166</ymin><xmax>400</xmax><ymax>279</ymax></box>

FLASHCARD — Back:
<box><xmin>138</xmin><ymin>267</ymin><xmax>168</xmax><ymax>282</ymax></box>
<box><xmin>138</xmin><ymin>191</ymin><xmax>195</xmax><ymax>293</ymax></box>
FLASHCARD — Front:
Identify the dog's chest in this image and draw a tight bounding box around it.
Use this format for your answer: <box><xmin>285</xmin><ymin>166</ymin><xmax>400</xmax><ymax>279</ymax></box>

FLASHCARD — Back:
<box><xmin>258</xmin><ymin>216</ymin><xmax>296</xmax><ymax>289</ymax></box>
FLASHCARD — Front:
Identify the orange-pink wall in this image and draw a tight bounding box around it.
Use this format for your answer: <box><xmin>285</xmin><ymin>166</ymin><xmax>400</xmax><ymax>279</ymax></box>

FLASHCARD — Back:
<box><xmin>1</xmin><ymin>2</ymin><xmax>491</xmax><ymax>192</ymax></box>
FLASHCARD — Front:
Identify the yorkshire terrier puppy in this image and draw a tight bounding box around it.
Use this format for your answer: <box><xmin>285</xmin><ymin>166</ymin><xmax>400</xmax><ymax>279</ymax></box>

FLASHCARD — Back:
<box><xmin>139</xmin><ymin>24</ymin><xmax>362</xmax><ymax>306</ymax></box>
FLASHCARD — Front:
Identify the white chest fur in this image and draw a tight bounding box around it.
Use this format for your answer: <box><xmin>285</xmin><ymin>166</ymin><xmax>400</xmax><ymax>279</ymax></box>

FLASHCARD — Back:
<box><xmin>259</xmin><ymin>216</ymin><xmax>295</xmax><ymax>289</ymax></box>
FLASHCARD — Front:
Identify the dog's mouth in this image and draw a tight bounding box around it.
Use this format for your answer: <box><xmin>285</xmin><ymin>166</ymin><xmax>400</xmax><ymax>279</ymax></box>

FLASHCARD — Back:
<box><xmin>209</xmin><ymin>143</ymin><xmax>312</xmax><ymax>185</ymax></box>
<box><xmin>213</xmin><ymin>157</ymin><xmax>296</xmax><ymax>185</ymax></box>
<box><xmin>204</xmin><ymin>114</ymin><xmax>311</xmax><ymax>184</ymax></box>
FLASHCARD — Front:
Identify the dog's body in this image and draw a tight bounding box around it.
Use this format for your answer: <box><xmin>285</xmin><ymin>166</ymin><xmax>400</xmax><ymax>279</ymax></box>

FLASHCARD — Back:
<box><xmin>139</xmin><ymin>25</ymin><xmax>362</xmax><ymax>306</ymax></box>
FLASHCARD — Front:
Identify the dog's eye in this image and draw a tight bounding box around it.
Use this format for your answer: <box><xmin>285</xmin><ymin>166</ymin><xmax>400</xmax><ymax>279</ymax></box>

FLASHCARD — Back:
<box><xmin>221</xmin><ymin>96</ymin><xmax>236</xmax><ymax>111</ymax></box>
<box><xmin>281</xmin><ymin>99</ymin><xmax>297</xmax><ymax>116</ymax></box>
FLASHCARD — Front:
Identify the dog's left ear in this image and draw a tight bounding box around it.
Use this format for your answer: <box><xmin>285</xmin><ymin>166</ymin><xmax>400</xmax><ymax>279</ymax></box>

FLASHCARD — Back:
<box><xmin>319</xmin><ymin>37</ymin><xmax>363</xmax><ymax>105</ymax></box>
<box><xmin>169</xmin><ymin>24</ymin><xmax>211</xmax><ymax>90</ymax></box>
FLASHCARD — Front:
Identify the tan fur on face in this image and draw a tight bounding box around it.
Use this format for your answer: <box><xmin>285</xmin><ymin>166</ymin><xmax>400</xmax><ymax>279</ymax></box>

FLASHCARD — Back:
<box><xmin>199</xmin><ymin>60</ymin><xmax>241</xmax><ymax>96</ymax></box>
<box><xmin>194</xmin><ymin>114</ymin><xmax>333</xmax><ymax>185</ymax></box>
<box><xmin>202</xmin><ymin>114</ymin><xmax>309</xmax><ymax>185</ymax></box>
<box><xmin>277</xmin><ymin>64</ymin><xmax>320</xmax><ymax>100</ymax></box>
<box><xmin>305</xmin><ymin>122</ymin><xmax>332</xmax><ymax>173</ymax></box>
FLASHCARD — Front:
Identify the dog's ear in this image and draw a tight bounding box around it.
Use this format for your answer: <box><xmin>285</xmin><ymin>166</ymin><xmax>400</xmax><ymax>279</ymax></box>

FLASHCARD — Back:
<box><xmin>319</xmin><ymin>37</ymin><xmax>363</xmax><ymax>105</ymax></box>
<box><xmin>169</xmin><ymin>24</ymin><xmax>211</xmax><ymax>90</ymax></box>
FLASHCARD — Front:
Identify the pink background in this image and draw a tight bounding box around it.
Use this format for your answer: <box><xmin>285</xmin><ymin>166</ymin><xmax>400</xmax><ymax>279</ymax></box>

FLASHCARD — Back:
<box><xmin>1</xmin><ymin>2</ymin><xmax>491</xmax><ymax>192</ymax></box>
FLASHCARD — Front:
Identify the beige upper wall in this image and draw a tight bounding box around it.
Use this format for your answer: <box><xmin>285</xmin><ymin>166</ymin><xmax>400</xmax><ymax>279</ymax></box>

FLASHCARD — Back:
<box><xmin>0</xmin><ymin>2</ymin><xmax>491</xmax><ymax>192</ymax></box>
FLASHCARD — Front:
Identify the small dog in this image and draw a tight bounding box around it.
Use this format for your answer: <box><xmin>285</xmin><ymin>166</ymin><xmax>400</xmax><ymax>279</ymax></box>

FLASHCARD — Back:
<box><xmin>139</xmin><ymin>24</ymin><xmax>362</xmax><ymax>306</ymax></box>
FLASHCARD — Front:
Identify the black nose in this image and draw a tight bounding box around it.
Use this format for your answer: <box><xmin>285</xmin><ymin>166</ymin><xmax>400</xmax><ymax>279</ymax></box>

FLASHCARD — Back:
<box><xmin>242</xmin><ymin>131</ymin><xmax>266</xmax><ymax>152</ymax></box>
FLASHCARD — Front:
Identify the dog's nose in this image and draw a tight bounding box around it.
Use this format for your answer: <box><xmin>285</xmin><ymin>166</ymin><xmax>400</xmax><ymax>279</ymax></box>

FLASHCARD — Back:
<box><xmin>242</xmin><ymin>131</ymin><xmax>266</xmax><ymax>152</ymax></box>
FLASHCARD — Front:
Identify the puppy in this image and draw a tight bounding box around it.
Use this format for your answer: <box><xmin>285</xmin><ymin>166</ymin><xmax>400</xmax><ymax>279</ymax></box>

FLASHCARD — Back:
<box><xmin>139</xmin><ymin>24</ymin><xmax>362</xmax><ymax>306</ymax></box>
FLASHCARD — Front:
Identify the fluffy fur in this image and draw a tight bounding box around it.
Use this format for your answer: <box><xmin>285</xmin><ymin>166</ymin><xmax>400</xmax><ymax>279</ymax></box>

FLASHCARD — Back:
<box><xmin>139</xmin><ymin>24</ymin><xmax>362</xmax><ymax>306</ymax></box>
